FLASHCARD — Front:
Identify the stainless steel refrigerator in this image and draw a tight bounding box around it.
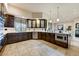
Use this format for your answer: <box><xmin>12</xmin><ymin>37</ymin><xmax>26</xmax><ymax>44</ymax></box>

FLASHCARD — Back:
<box><xmin>0</xmin><ymin>16</ymin><xmax>4</xmax><ymax>50</ymax></box>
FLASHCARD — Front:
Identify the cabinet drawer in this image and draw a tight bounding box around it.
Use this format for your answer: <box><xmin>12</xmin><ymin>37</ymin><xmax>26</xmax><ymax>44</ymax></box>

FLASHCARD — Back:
<box><xmin>55</xmin><ymin>40</ymin><xmax>68</xmax><ymax>48</ymax></box>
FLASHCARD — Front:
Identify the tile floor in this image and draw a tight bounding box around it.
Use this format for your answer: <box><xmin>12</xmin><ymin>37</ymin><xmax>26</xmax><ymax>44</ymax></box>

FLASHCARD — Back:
<box><xmin>1</xmin><ymin>40</ymin><xmax>79</xmax><ymax>56</ymax></box>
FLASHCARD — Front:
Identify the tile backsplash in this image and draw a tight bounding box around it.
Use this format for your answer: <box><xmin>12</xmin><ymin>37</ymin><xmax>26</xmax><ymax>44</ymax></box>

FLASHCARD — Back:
<box><xmin>4</xmin><ymin>27</ymin><xmax>16</xmax><ymax>34</ymax></box>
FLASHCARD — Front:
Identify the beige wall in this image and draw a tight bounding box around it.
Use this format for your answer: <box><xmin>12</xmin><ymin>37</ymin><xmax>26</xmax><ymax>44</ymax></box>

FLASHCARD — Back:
<box><xmin>4</xmin><ymin>4</ymin><xmax>32</xmax><ymax>34</ymax></box>
<box><xmin>6</xmin><ymin>4</ymin><xmax>32</xmax><ymax>18</ymax></box>
<box><xmin>32</xmin><ymin>12</ymin><xmax>42</xmax><ymax>18</ymax></box>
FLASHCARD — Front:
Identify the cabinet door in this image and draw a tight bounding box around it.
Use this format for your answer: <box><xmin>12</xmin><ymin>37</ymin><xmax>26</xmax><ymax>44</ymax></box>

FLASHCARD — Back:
<box><xmin>41</xmin><ymin>32</ymin><xmax>45</xmax><ymax>40</ymax></box>
<box><xmin>38</xmin><ymin>32</ymin><xmax>41</xmax><ymax>39</ymax></box>
<box><xmin>50</xmin><ymin>33</ymin><xmax>55</xmax><ymax>43</ymax></box>
<box><xmin>32</xmin><ymin>20</ymin><xmax>36</xmax><ymax>28</ymax></box>
<box><xmin>40</xmin><ymin>20</ymin><xmax>44</xmax><ymax>28</ymax></box>
<box><xmin>55</xmin><ymin>40</ymin><xmax>68</xmax><ymax>48</ymax></box>
<box><xmin>45</xmin><ymin>33</ymin><xmax>50</xmax><ymax>42</ymax></box>
<box><xmin>21</xmin><ymin>19</ymin><xmax>27</xmax><ymax>31</ymax></box>
<box><xmin>28</xmin><ymin>32</ymin><xmax>32</xmax><ymax>39</ymax></box>
<box><xmin>37</xmin><ymin>20</ymin><xmax>40</xmax><ymax>28</ymax></box>
<box><xmin>21</xmin><ymin>33</ymin><xmax>28</xmax><ymax>41</ymax></box>
<box><xmin>9</xmin><ymin>16</ymin><xmax>14</xmax><ymax>27</ymax></box>
<box><xmin>14</xmin><ymin>17</ymin><xmax>21</xmax><ymax>32</ymax></box>
<box><xmin>6</xmin><ymin>33</ymin><xmax>17</xmax><ymax>44</ymax></box>
<box><xmin>16</xmin><ymin>33</ymin><xmax>23</xmax><ymax>42</ymax></box>
<box><xmin>28</xmin><ymin>20</ymin><xmax>31</xmax><ymax>28</ymax></box>
<box><xmin>4</xmin><ymin>14</ymin><xmax>14</xmax><ymax>27</ymax></box>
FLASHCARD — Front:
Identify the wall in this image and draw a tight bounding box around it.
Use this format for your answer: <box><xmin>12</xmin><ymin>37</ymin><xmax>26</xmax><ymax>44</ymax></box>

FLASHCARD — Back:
<box><xmin>32</xmin><ymin>12</ymin><xmax>42</xmax><ymax>18</ymax></box>
<box><xmin>6</xmin><ymin>4</ymin><xmax>32</xmax><ymax>19</ymax></box>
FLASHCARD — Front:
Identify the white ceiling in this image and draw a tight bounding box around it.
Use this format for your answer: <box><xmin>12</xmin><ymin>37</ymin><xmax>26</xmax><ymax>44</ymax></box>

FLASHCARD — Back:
<box><xmin>9</xmin><ymin>3</ymin><xmax>79</xmax><ymax>22</ymax></box>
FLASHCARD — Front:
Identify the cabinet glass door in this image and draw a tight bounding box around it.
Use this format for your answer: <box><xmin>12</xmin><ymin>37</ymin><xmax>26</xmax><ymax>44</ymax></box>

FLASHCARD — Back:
<box><xmin>37</xmin><ymin>20</ymin><xmax>40</xmax><ymax>28</ymax></box>
<box><xmin>21</xmin><ymin>18</ymin><xmax>26</xmax><ymax>32</ymax></box>
<box><xmin>41</xmin><ymin>20</ymin><xmax>44</xmax><ymax>28</ymax></box>
<box><xmin>14</xmin><ymin>17</ymin><xmax>22</xmax><ymax>32</ymax></box>
<box><xmin>28</xmin><ymin>20</ymin><xmax>31</xmax><ymax>28</ymax></box>
<box><xmin>32</xmin><ymin>20</ymin><xmax>36</xmax><ymax>28</ymax></box>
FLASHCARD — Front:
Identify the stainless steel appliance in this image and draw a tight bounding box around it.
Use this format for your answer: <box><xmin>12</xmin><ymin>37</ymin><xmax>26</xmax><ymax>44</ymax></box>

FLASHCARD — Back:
<box><xmin>0</xmin><ymin>16</ymin><xmax>4</xmax><ymax>50</ymax></box>
<box><xmin>55</xmin><ymin>33</ymin><xmax>68</xmax><ymax>43</ymax></box>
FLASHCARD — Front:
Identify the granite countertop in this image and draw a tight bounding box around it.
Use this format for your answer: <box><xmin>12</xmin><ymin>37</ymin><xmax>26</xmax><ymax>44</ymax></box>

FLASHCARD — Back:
<box><xmin>4</xmin><ymin>31</ymin><xmax>70</xmax><ymax>35</ymax></box>
<box><xmin>4</xmin><ymin>27</ymin><xmax>70</xmax><ymax>35</ymax></box>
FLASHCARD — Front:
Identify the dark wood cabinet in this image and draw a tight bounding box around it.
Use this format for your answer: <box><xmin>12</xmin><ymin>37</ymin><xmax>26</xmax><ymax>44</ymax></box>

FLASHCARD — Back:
<box><xmin>4</xmin><ymin>14</ymin><xmax>14</xmax><ymax>27</ymax></box>
<box><xmin>38</xmin><ymin>32</ymin><xmax>41</xmax><ymax>39</ymax></box>
<box><xmin>27</xmin><ymin>19</ymin><xmax>47</xmax><ymax>28</ymax></box>
<box><xmin>5</xmin><ymin>32</ymin><xmax>32</xmax><ymax>44</ymax></box>
<box><xmin>28</xmin><ymin>32</ymin><xmax>32</xmax><ymax>39</ymax></box>
<box><xmin>38</xmin><ymin>32</ymin><xmax>68</xmax><ymax>48</ymax></box>
<box><xmin>31</xmin><ymin>20</ymin><xmax>37</xmax><ymax>28</ymax></box>
<box><xmin>22</xmin><ymin>33</ymin><xmax>28</xmax><ymax>41</ymax></box>
<box><xmin>45</xmin><ymin>33</ymin><xmax>55</xmax><ymax>43</ymax></box>
<box><xmin>5</xmin><ymin>33</ymin><xmax>17</xmax><ymax>44</ymax></box>
<box><xmin>41</xmin><ymin>32</ymin><xmax>46</xmax><ymax>40</ymax></box>
<box><xmin>38</xmin><ymin>32</ymin><xmax>55</xmax><ymax>43</ymax></box>
<box><xmin>55</xmin><ymin>40</ymin><xmax>68</xmax><ymax>48</ymax></box>
<box><xmin>4</xmin><ymin>32</ymin><xmax>68</xmax><ymax>48</ymax></box>
<box><xmin>45</xmin><ymin>33</ymin><xmax>50</xmax><ymax>42</ymax></box>
<box><xmin>50</xmin><ymin>33</ymin><xmax>55</xmax><ymax>44</ymax></box>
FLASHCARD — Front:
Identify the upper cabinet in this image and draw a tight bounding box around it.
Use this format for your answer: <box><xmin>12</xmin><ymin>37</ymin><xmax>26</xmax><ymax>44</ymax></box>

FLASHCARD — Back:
<box><xmin>4</xmin><ymin>14</ymin><xmax>47</xmax><ymax>29</ymax></box>
<box><xmin>14</xmin><ymin>17</ymin><xmax>27</xmax><ymax>32</ymax></box>
<box><xmin>27</xmin><ymin>19</ymin><xmax>47</xmax><ymax>28</ymax></box>
<box><xmin>40</xmin><ymin>19</ymin><xmax>47</xmax><ymax>28</ymax></box>
<box><xmin>4</xmin><ymin>14</ymin><xmax>15</xmax><ymax>27</ymax></box>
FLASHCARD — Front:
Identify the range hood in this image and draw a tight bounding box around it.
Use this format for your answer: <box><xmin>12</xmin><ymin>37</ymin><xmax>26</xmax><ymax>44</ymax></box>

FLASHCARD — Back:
<box><xmin>32</xmin><ymin>12</ymin><xmax>42</xmax><ymax>18</ymax></box>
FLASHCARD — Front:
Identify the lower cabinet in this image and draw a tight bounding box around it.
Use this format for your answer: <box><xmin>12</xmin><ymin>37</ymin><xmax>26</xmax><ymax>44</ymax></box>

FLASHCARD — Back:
<box><xmin>45</xmin><ymin>33</ymin><xmax>55</xmax><ymax>43</ymax></box>
<box><xmin>50</xmin><ymin>33</ymin><xmax>55</xmax><ymax>44</ymax></box>
<box><xmin>41</xmin><ymin>32</ymin><xmax>46</xmax><ymax>40</ymax></box>
<box><xmin>38</xmin><ymin>32</ymin><xmax>68</xmax><ymax>48</ymax></box>
<box><xmin>38</xmin><ymin>32</ymin><xmax>42</xmax><ymax>39</ymax></box>
<box><xmin>5</xmin><ymin>33</ymin><xmax>17</xmax><ymax>44</ymax></box>
<box><xmin>28</xmin><ymin>32</ymin><xmax>32</xmax><ymax>39</ymax></box>
<box><xmin>4</xmin><ymin>32</ymin><xmax>68</xmax><ymax>48</ymax></box>
<box><xmin>45</xmin><ymin>33</ymin><xmax>50</xmax><ymax>42</ymax></box>
<box><xmin>5</xmin><ymin>32</ymin><xmax>32</xmax><ymax>44</ymax></box>
<box><xmin>55</xmin><ymin>40</ymin><xmax>68</xmax><ymax>48</ymax></box>
<box><xmin>38</xmin><ymin>32</ymin><xmax>55</xmax><ymax>43</ymax></box>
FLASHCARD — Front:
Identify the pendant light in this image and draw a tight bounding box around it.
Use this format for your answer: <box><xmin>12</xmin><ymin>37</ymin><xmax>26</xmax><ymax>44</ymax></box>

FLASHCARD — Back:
<box><xmin>57</xmin><ymin>6</ymin><xmax>60</xmax><ymax>22</ymax></box>
<box><xmin>0</xmin><ymin>3</ymin><xmax>4</xmax><ymax>17</ymax></box>
<box><xmin>4</xmin><ymin>3</ymin><xmax>8</xmax><ymax>13</ymax></box>
<box><xmin>49</xmin><ymin>9</ymin><xmax>52</xmax><ymax>23</ymax></box>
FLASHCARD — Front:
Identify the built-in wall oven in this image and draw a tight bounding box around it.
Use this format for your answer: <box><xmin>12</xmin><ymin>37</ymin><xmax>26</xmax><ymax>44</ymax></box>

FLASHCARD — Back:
<box><xmin>55</xmin><ymin>33</ymin><xmax>68</xmax><ymax>43</ymax></box>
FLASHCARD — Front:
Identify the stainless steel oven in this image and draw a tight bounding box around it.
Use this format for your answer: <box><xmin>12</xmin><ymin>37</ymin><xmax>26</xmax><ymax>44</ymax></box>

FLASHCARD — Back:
<box><xmin>55</xmin><ymin>33</ymin><xmax>68</xmax><ymax>43</ymax></box>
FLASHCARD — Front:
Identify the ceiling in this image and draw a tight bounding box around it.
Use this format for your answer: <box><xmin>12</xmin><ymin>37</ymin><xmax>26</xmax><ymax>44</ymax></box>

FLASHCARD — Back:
<box><xmin>9</xmin><ymin>3</ymin><xmax>79</xmax><ymax>22</ymax></box>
